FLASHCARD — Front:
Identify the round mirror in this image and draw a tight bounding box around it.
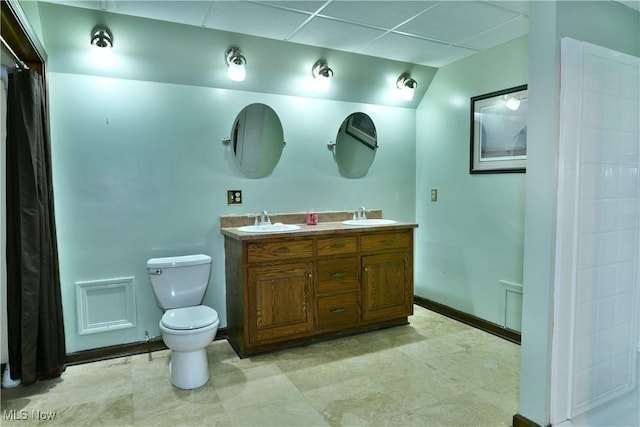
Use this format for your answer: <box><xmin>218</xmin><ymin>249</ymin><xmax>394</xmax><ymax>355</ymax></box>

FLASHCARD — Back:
<box><xmin>231</xmin><ymin>103</ymin><xmax>284</xmax><ymax>178</ymax></box>
<box><xmin>334</xmin><ymin>112</ymin><xmax>377</xmax><ymax>178</ymax></box>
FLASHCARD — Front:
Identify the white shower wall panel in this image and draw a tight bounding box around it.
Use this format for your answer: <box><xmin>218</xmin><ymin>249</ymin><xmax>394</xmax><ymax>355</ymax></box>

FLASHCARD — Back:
<box><xmin>573</xmin><ymin>41</ymin><xmax>639</xmax><ymax>415</ymax></box>
<box><xmin>554</xmin><ymin>38</ymin><xmax>639</xmax><ymax>422</ymax></box>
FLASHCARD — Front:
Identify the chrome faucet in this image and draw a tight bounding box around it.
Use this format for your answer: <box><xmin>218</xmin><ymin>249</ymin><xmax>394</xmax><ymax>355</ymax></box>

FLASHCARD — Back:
<box><xmin>259</xmin><ymin>210</ymin><xmax>271</xmax><ymax>225</ymax></box>
<box><xmin>356</xmin><ymin>206</ymin><xmax>367</xmax><ymax>220</ymax></box>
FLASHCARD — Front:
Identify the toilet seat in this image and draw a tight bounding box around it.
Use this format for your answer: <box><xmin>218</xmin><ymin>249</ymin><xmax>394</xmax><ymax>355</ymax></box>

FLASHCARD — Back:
<box><xmin>161</xmin><ymin>305</ymin><xmax>218</xmax><ymax>330</ymax></box>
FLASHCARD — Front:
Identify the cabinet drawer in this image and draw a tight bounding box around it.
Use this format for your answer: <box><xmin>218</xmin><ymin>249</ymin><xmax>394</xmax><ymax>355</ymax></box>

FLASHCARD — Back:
<box><xmin>317</xmin><ymin>292</ymin><xmax>360</xmax><ymax>330</ymax></box>
<box><xmin>316</xmin><ymin>257</ymin><xmax>359</xmax><ymax>294</ymax></box>
<box><xmin>360</xmin><ymin>231</ymin><xmax>411</xmax><ymax>253</ymax></box>
<box><xmin>247</xmin><ymin>239</ymin><xmax>313</xmax><ymax>263</ymax></box>
<box><xmin>316</xmin><ymin>236</ymin><xmax>357</xmax><ymax>257</ymax></box>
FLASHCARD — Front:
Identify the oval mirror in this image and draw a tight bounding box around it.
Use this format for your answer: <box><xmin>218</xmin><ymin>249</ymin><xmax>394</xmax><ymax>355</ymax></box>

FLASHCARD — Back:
<box><xmin>334</xmin><ymin>112</ymin><xmax>377</xmax><ymax>178</ymax></box>
<box><xmin>230</xmin><ymin>103</ymin><xmax>284</xmax><ymax>178</ymax></box>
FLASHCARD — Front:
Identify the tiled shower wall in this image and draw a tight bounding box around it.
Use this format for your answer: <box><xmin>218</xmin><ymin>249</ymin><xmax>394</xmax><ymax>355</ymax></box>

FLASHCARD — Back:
<box><xmin>557</xmin><ymin>38</ymin><xmax>640</xmax><ymax>419</ymax></box>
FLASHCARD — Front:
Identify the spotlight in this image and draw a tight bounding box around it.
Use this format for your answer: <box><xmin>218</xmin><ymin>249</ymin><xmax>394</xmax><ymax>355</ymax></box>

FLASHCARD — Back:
<box><xmin>225</xmin><ymin>48</ymin><xmax>246</xmax><ymax>82</ymax></box>
<box><xmin>91</xmin><ymin>26</ymin><xmax>113</xmax><ymax>48</ymax></box>
<box><xmin>396</xmin><ymin>74</ymin><xmax>418</xmax><ymax>101</ymax></box>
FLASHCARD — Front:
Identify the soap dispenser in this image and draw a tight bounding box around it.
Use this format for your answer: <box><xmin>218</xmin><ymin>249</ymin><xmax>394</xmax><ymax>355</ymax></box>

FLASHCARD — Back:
<box><xmin>306</xmin><ymin>210</ymin><xmax>318</xmax><ymax>225</ymax></box>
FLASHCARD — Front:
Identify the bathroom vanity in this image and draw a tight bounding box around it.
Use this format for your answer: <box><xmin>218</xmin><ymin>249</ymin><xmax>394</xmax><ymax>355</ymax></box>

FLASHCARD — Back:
<box><xmin>221</xmin><ymin>213</ymin><xmax>417</xmax><ymax>357</ymax></box>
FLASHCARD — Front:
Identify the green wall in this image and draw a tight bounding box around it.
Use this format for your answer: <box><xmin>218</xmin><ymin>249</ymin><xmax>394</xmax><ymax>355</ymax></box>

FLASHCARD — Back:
<box><xmin>558</xmin><ymin>0</ymin><xmax>640</xmax><ymax>57</ymax></box>
<box><xmin>415</xmin><ymin>36</ymin><xmax>528</xmax><ymax>326</ymax></box>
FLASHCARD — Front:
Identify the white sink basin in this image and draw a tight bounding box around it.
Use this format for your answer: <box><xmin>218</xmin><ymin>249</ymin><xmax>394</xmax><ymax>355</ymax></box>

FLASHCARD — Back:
<box><xmin>341</xmin><ymin>219</ymin><xmax>397</xmax><ymax>226</ymax></box>
<box><xmin>237</xmin><ymin>223</ymin><xmax>301</xmax><ymax>233</ymax></box>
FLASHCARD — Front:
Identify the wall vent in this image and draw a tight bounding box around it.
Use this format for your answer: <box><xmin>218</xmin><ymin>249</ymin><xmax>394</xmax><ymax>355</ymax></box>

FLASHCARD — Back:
<box><xmin>499</xmin><ymin>280</ymin><xmax>523</xmax><ymax>332</ymax></box>
<box><xmin>75</xmin><ymin>277</ymin><xmax>136</xmax><ymax>335</ymax></box>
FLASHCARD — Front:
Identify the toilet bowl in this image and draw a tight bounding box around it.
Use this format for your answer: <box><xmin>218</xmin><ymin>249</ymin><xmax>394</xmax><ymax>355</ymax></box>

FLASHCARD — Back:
<box><xmin>147</xmin><ymin>254</ymin><xmax>218</xmax><ymax>390</ymax></box>
<box><xmin>159</xmin><ymin>305</ymin><xmax>219</xmax><ymax>389</ymax></box>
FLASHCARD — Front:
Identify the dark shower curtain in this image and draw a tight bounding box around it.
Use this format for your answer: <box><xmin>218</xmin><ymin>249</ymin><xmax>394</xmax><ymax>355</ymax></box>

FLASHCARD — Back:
<box><xmin>6</xmin><ymin>69</ymin><xmax>65</xmax><ymax>384</ymax></box>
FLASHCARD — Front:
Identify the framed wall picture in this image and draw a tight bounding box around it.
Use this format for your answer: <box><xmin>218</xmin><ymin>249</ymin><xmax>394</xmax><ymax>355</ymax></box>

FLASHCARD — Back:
<box><xmin>470</xmin><ymin>84</ymin><xmax>528</xmax><ymax>173</ymax></box>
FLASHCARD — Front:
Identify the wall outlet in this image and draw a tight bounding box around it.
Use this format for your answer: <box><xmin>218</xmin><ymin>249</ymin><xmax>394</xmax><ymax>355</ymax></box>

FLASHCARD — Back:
<box><xmin>227</xmin><ymin>190</ymin><xmax>242</xmax><ymax>205</ymax></box>
<box><xmin>431</xmin><ymin>188</ymin><xmax>438</xmax><ymax>202</ymax></box>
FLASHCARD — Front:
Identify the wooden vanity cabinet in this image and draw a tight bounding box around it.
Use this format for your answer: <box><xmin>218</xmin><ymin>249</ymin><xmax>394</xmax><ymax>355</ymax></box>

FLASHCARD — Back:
<box><xmin>224</xmin><ymin>226</ymin><xmax>414</xmax><ymax>357</ymax></box>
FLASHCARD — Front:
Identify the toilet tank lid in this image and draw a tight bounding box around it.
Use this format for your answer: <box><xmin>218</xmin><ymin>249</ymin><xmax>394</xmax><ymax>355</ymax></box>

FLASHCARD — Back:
<box><xmin>147</xmin><ymin>254</ymin><xmax>211</xmax><ymax>269</ymax></box>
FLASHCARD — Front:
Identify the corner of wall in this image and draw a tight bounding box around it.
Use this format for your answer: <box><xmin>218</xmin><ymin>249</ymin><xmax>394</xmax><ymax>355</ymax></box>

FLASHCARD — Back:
<box><xmin>16</xmin><ymin>0</ymin><xmax>45</xmax><ymax>50</ymax></box>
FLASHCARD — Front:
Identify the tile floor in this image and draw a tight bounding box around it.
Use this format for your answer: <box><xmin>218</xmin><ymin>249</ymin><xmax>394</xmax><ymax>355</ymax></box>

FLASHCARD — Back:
<box><xmin>1</xmin><ymin>306</ymin><xmax>520</xmax><ymax>426</ymax></box>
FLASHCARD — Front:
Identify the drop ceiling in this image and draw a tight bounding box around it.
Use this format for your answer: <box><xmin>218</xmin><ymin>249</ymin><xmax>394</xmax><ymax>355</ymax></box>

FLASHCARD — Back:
<box><xmin>30</xmin><ymin>0</ymin><xmax>637</xmax><ymax>107</ymax></box>
<box><xmin>40</xmin><ymin>0</ymin><xmax>532</xmax><ymax>68</ymax></box>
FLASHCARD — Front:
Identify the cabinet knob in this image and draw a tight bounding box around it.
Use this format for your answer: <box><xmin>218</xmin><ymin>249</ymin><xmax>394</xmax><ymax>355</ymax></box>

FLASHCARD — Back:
<box><xmin>331</xmin><ymin>272</ymin><xmax>346</xmax><ymax>279</ymax></box>
<box><xmin>331</xmin><ymin>307</ymin><xmax>346</xmax><ymax>314</ymax></box>
<box><xmin>332</xmin><ymin>243</ymin><xmax>346</xmax><ymax>249</ymax></box>
<box><xmin>277</xmin><ymin>247</ymin><xmax>290</xmax><ymax>254</ymax></box>
<box><xmin>308</xmin><ymin>273</ymin><xmax>312</xmax><ymax>278</ymax></box>
<box><xmin>364</xmin><ymin>267</ymin><xmax>368</xmax><ymax>272</ymax></box>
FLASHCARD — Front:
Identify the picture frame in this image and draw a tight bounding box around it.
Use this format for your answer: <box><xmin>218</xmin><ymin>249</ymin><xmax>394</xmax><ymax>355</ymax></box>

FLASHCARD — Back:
<box><xmin>469</xmin><ymin>84</ymin><xmax>528</xmax><ymax>174</ymax></box>
<box><xmin>346</xmin><ymin>112</ymin><xmax>377</xmax><ymax>150</ymax></box>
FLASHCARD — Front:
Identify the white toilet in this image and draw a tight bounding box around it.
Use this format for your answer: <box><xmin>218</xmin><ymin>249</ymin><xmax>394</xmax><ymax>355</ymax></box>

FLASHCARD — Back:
<box><xmin>147</xmin><ymin>254</ymin><xmax>219</xmax><ymax>389</ymax></box>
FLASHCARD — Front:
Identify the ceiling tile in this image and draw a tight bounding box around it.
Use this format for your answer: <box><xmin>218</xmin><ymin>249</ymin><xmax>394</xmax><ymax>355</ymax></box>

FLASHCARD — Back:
<box><xmin>417</xmin><ymin>44</ymin><xmax>479</xmax><ymax>68</ymax></box>
<box><xmin>358</xmin><ymin>32</ymin><xmax>449</xmax><ymax>65</ymax></box>
<box><xmin>42</xmin><ymin>1</ymin><xmax>217</xmax><ymax>26</ymax></box>
<box><xmin>461</xmin><ymin>15</ymin><xmax>528</xmax><ymax>50</ymax></box>
<box><xmin>487</xmin><ymin>1</ymin><xmax>530</xmax><ymax>14</ymax></box>
<box><xmin>320</xmin><ymin>1</ymin><xmax>439</xmax><ymax>30</ymax></box>
<box><xmin>206</xmin><ymin>1</ymin><xmax>310</xmax><ymax>39</ymax></box>
<box><xmin>288</xmin><ymin>17</ymin><xmax>387</xmax><ymax>52</ymax></box>
<box><xmin>398</xmin><ymin>1</ymin><xmax>520</xmax><ymax>44</ymax></box>
<box><xmin>38</xmin><ymin>0</ymin><xmax>101</xmax><ymax>9</ymax></box>
<box><xmin>104</xmin><ymin>1</ymin><xmax>215</xmax><ymax>27</ymax></box>
<box><xmin>261</xmin><ymin>1</ymin><xmax>329</xmax><ymax>13</ymax></box>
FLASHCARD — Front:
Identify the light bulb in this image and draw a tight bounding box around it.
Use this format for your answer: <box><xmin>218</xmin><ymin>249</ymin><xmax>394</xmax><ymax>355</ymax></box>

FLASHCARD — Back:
<box><xmin>225</xmin><ymin>48</ymin><xmax>247</xmax><ymax>82</ymax></box>
<box><xmin>312</xmin><ymin>61</ymin><xmax>333</xmax><ymax>91</ymax></box>
<box><xmin>506</xmin><ymin>97</ymin><xmax>521</xmax><ymax>111</ymax></box>
<box><xmin>396</xmin><ymin>75</ymin><xmax>417</xmax><ymax>101</ymax></box>
<box><xmin>399</xmin><ymin>85</ymin><xmax>414</xmax><ymax>101</ymax></box>
<box><xmin>227</xmin><ymin>60</ymin><xmax>245</xmax><ymax>82</ymax></box>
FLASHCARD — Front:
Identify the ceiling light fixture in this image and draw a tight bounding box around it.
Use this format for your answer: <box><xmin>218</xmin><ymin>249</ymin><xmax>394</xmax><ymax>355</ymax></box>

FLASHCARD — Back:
<box><xmin>225</xmin><ymin>48</ymin><xmax>246</xmax><ymax>82</ymax></box>
<box><xmin>396</xmin><ymin>74</ymin><xmax>418</xmax><ymax>101</ymax></box>
<box><xmin>91</xmin><ymin>26</ymin><xmax>113</xmax><ymax>48</ymax></box>
<box><xmin>312</xmin><ymin>60</ymin><xmax>333</xmax><ymax>90</ymax></box>
<box><xmin>505</xmin><ymin>95</ymin><xmax>521</xmax><ymax>111</ymax></box>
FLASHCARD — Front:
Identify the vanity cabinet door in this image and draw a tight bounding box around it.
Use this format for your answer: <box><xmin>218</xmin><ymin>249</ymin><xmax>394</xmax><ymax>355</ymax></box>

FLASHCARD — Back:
<box><xmin>247</xmin><ymin>262</ymin><xmax>314</xmax><ymax>344</ymax></box>
<box><xmin>361</xmin><ymin>252</ymin><xmax>412</xmax><ymax>322</ymax></box>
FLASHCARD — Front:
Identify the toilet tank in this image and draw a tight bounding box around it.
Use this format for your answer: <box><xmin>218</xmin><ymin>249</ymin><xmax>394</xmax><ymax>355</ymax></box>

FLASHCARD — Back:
<box><xmin>147</xmin><ymin>254</ymin><xmax>212</xmax><ymax>310</ymax></box>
